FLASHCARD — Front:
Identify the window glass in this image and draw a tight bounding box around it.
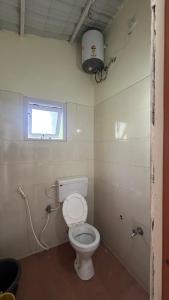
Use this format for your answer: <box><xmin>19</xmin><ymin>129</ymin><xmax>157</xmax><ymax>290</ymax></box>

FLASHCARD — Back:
<box><xmin>31</xmin><ymin>109</ymin><xmax>59</xmax><ymax>135</ymax></box>
<box><xmin>24</xmin><ymin>97</ymin><xmax>66</xmax><ymax>141</ymax></box>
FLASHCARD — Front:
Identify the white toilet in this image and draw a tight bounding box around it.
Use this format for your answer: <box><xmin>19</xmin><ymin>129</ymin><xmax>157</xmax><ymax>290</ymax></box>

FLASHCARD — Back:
<box><xmin>56</xmin><ymin>176</ymin><xmax>100</xmax><ymax>280</ymax></box>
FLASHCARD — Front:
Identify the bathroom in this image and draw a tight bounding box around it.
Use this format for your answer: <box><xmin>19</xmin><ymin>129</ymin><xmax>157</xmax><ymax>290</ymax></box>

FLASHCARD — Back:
<box><xmin>0</xmin><ymin>0</ymin><xmax>164</xmax><ymax>299</ymax></box>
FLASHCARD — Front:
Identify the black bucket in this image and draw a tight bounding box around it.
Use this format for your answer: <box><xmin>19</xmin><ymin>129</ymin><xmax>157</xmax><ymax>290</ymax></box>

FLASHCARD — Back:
<box><xmin>0</xmin><ymin>259</ymin><xmax>21</xmax><ymax>296</ymax></box>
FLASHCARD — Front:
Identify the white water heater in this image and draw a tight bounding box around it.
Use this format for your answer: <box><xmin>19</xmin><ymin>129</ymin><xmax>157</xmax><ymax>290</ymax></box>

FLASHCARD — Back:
<box><xmin>82</xmin><ymin>29</ymin><xmax>104</xmax><ymax>74</ymax></box>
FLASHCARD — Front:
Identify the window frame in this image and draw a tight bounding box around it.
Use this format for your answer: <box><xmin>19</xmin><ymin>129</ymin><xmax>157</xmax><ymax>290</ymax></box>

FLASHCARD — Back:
<box><xmin>24</xmin><ymin>97</ymin><xmax>67</xmax><ymax>141</ymax></box>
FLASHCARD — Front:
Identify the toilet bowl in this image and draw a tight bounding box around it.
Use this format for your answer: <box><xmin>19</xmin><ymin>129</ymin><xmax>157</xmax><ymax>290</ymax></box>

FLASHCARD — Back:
<box><xmin>62</xmin><ymin>192</ymin><xmax>100</xmax><ymax>280</ymax></box>
<box><xmin>69</xmin><ymin>223</ymin><xmax>100</xmax><ymax>280</ymax></box>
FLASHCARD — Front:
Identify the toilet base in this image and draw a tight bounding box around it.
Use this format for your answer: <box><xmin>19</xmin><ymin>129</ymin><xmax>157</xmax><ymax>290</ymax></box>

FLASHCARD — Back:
<box><xmin>74</xmin><ymin>252</ymin><xmax>94</xmax><ymax>280</ymax></box>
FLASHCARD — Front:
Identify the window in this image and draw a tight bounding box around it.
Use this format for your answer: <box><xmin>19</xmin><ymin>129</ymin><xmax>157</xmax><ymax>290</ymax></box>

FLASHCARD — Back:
<box><xmin>24</xmin><ymin>97</ymin><xmax>66</xmax><ymax>140</ymax></box>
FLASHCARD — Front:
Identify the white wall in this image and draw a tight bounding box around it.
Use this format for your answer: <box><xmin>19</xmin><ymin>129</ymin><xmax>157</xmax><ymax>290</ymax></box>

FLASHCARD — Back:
<box><xmin>94</xmin><ymin>0</ymin><xmax>151</xmax><ymax>292</ymax></box>
<box><xmin>95</xmin><ymin>0</ymin><xmax>150</xmax><ymax>105</ymax></box>
<box><xmin>150</xmin><ymin>0</ymin><xmax>164</xmax><ymax>299</ymax></box>
<box><xmin>0</xmin><ymin>1</ymin><xmax>153</xmax><ymax>293</ymax></box>
<box><xmin>0</xmin><ymin>30</ymin><xmax>94</xmax><ymax>106</ymax></box>
<box><xmin>0</xmin><ymin>31</ymin><xmax>95</xmax><ymax>259</ymax></box>
<box><xmin>0</xmin><ymin>90</ymin><xmax>94</xmax><ymax>259</ymax></box>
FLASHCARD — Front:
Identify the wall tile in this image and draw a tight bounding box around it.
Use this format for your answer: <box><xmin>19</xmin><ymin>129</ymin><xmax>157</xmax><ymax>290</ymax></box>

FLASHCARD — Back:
<box><xmin>94</xmin><ymin>77</ymin><xmax>150</xmax><ymax>142</ymax></box>
<box><xmin>0</xmin><ymin>91</ymin><xmax>94</xmax><ymax>259</ymax></box>
<box><xmin>67</xmin><ymin>103</ymin><xmax>94</xmax><ymax>142</ymax></box>
<box><xmin>94</xmin><ymin>54</ymin><xmax>150</xmax><ymax>291</ymax></box>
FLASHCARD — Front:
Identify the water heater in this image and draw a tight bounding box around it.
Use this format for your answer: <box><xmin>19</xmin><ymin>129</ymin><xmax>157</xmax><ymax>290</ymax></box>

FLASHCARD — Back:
<box><xmin>82</xmin><ymin>29</ymin><xmax>104</xmax><ymax>74</ymax></box>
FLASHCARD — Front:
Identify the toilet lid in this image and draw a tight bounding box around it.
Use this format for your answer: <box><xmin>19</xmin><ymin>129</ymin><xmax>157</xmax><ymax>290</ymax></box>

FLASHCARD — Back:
<box><xmin>62</xmin><ymin>193</ymin><xmax>88</xmax><ymax>227</ymax></box>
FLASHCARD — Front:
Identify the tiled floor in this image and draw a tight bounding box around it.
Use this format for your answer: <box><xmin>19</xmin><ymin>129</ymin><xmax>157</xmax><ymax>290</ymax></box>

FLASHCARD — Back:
<box><xmin>17</xmin><ymin>243</ymin><xmax>149</xmax><ymax>300</ymax></box>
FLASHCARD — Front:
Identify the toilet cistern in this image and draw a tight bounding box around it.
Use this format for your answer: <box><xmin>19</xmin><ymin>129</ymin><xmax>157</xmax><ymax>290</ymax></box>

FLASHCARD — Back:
<box><xmin>56</xmin><ymin>176</ymin><xmax>100</xmax><ymax>280</ymax></box>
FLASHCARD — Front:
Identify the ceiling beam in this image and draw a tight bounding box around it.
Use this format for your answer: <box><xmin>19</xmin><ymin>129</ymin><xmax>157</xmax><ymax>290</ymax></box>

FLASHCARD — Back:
<box><xmin>70</xmin><ymin>0</ymin><xmax>95</xmax><ymax>43</ymax></box>
<box><xmin>20</xmin><ymin>0</ymin><xmax>25</xmax><ymax>36</ymax></box>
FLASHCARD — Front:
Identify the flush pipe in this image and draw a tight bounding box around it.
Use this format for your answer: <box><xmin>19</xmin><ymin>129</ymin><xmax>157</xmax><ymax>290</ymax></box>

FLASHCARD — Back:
<box><xmin>70</xmin><ymin>0</ymin><xmax>96</xmax><ymax>43</ymax></box>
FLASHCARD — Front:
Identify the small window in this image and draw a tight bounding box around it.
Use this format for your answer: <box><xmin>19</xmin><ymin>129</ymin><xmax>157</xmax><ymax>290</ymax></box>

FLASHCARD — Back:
<box><xmin>24</xmin><ymin>97</ymin><xmax>66</xmax><ymax>141</ymax></box>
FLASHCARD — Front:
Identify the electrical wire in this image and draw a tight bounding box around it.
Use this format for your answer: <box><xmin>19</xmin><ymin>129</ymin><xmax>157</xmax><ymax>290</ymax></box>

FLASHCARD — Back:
<box><xmin>95</xmin><ymin>57</ymin><xmax>116</xmax><ymax>83</ymax></box>
<box><xmin>95</xmin><ymin>67</ymin><xmax>108</xmax><ymax>83</ymax></box>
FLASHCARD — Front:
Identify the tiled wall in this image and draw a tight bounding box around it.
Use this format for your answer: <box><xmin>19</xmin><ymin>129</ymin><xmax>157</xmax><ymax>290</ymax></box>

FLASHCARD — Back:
<box><xmin>0</xmin><ymin>90</ymin><xmax>94</xmax><ymax>259</ymax></box>
<box><xmin>94</xmin><ymin>0</ymin><xmax>151</xmax><ymax>292</ymax></box>
<box><xmin>0</xmin><ymin>0</ymin><xmax>151</xmax><ymax>292</ymax></box>
<box><xmin>94</xmin><ymin>77</ymin><xmax>150</xmax><ymax>290</ymax></box>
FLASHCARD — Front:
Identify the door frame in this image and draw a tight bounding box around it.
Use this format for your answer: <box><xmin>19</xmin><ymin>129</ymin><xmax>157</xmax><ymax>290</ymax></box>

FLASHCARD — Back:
<box><xmin>163</xmin><ymin>0</ymin><xmax>169</xmax><ymax>298</ymax></box>
<box><xmin>150</xmin><ymin>0</ymin><xmax>164</xmax><ymax>299</ymax></box>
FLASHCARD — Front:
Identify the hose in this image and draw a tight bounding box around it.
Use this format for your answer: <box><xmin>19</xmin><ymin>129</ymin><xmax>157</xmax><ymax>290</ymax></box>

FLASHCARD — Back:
<box><xmin>39</xmin><ymin>213</ymin><xmax>50</xmax><ymax>249</ymax></box>
<box><xmin>17</xmin><ymin>185</ymin><xmax>59</xmax><ymax>251</ymax></box>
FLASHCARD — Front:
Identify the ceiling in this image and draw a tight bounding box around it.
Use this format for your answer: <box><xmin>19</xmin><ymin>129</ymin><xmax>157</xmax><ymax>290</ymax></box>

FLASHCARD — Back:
<box><xmin>0</xmin><ymin>0</ymin><xmax>125</xmax><ymax>41</ymax></box>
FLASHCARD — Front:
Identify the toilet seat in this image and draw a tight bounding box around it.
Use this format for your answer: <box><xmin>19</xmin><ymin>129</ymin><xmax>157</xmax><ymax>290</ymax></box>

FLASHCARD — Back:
<box><xmin>62</xmin><ymin>193</ymin><xmax>88</xmax><ymax>227</ymax></box>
